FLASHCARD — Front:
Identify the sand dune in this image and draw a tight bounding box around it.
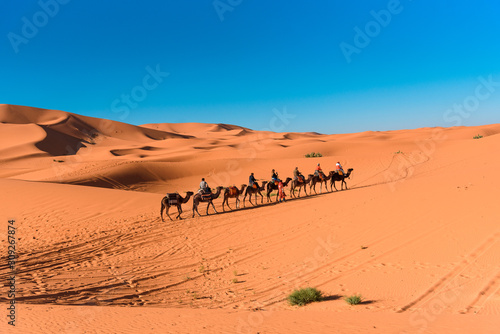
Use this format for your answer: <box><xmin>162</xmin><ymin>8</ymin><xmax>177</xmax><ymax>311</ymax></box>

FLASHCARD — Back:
<box><xmin>1</xmin><ymin>104</ymin><xmax>499</xmax><ymax>333</ymax></box>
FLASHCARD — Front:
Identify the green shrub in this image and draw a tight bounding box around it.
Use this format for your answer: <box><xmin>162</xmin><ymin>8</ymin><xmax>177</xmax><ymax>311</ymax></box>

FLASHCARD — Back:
<box><xmin>473</xmin><ymin>134</ymin><xmax>483</xmax><ymax>139</ymax></box>
<box><xmin>344</xmin><ymin>294</ymin><xmax>362</xmax><ymax>305</ymax></box>
<box><xmin>305</xmin><ymin>152</ymin><xmax>322</xmax><ymax>158</ymax></box>
<box><xmin>287</xmin><ymin>287</ymin><xmax>323</xmax><ymax>306</ymax></box>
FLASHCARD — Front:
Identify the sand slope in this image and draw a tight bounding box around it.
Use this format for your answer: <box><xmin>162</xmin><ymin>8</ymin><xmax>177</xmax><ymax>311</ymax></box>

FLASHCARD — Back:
<box><xmin>1</xmin><ymin>105</ymin><xmax>499</xmax><ymax>333</ymax></box>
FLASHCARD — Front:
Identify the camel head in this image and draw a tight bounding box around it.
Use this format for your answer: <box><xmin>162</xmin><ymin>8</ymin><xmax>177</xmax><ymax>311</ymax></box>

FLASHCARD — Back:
<box><xmin>347</xmin><ymin>168</ymin><xmax>354</xmax><ymax>178</ymax></box>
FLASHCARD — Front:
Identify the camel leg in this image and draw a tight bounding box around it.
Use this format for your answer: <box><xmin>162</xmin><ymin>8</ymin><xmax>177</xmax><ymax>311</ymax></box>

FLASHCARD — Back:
<box><xmin>193</xmin><ymin>202</ymin><xmax>201</xmax><ymax>217</ymax></box>
<box><xmin>226</xmin><ymin>199</ymin><xmax>231</xmax><ymax>211</ymax></box>
<box><xmin>166</xmin><ymin>205</ymin><xmax>173</xmax><ymax>221</ymax></box>
<box><xmin>161</xmin><ymin>201</ymin><xmax>165</xmax><ymax>222</ymax></box>
<box><xmin>176</xmin><ymin>205</ymin><xmax>182</xmax><ymax>219</ymax></box>
<box><xmin>206</xmin><ymin>202</ymin><xmax>210</xmax><ymax>215</ymax></box>
<box><xmin>211</xmin><ymin>201</ymin><xmax>218</xmax><ymax>214</ymax></box>
<box><xmin>259</xmin><ymin>191</ymin><xmax>263</xmax><ymax>204</ymax></box>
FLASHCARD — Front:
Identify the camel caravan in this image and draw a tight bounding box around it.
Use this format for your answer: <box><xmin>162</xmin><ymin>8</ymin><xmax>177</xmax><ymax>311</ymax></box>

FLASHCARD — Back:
<box><xmin>160</xmin><ymin>163</ymin><xmax>353</xmax><ymax>221</ymax></box>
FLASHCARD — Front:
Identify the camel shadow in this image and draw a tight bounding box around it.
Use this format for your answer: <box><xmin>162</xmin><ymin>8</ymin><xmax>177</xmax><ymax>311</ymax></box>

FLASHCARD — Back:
<box><xmin>168</xmin><ymin>184</ymin><xmax>353</xmax><ymax>221</ymax></box>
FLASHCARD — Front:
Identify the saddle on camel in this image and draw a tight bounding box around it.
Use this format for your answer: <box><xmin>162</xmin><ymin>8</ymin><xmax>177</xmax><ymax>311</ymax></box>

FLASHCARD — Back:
<box><xmin>228</xmin><ymin>186</ymin><xmax>239</xmax><ymax>196</ymax></box>
<box><xmin>167</xmin><ymin>193</ymin><xmax>179</xmax><ymax>205</ymax></box>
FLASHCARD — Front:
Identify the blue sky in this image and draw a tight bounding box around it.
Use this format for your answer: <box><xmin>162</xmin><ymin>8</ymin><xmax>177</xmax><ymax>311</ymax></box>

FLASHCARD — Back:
<box><xmin>1</xmin><ymin>0</ymin><xmax>499</xmax><ymax>134</ymax></box>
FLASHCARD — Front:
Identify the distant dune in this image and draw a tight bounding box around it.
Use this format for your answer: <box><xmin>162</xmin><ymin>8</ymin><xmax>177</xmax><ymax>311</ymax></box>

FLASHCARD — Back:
<box><xmin>1</xmin><ymin>104</ymin><xmax>499</xmax><ymax>333</ymax></box>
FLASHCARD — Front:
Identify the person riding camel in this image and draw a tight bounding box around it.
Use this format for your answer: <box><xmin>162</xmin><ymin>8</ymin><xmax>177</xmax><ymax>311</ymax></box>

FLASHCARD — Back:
<box><xmin>336</xmin><ymin>161</ymin><xmax>345</xmax><ymax>175</ymax></box>
<box><xmin>199</xmin><ymin>178</ymin><xmax>210</xmax><ymax>194</ymax></box>
<box><xmin>315</xmin><ymin>163</ymin><xmax>325</xmax><ymax>180</ymax></box>
<box><xmin>293</xmin><ymin>167</ymin><xmax>305</xmax><ymax>183</ymax></box>
<box><xmin>249</xmin><ymin>172</ymin><xmax>258</xmax><ymax>189</ymax></box>
<box><xmin>271</xmin><ymin>169</ymin><xmax>279</xmax><ymax>184</ymax></box>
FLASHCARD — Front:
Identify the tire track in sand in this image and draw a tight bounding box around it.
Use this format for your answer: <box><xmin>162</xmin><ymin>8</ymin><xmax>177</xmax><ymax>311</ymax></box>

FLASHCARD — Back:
<box><xmin>397</xmin><ymin>232</ymin><xmax>500</xmax><ymax>313</ymax></box>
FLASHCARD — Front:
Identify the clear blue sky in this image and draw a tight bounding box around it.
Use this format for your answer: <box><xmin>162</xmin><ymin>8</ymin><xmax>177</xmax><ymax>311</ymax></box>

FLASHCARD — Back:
<box><xmin>1</xmin><ymin>0</ymin><xmax>499</xmax><ymax>134</ymax></box>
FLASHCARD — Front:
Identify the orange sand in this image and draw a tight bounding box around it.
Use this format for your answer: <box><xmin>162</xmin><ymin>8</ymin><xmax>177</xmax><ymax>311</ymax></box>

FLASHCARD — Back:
<box><xmin>1</xmin><ymin>104</ymin><xmax>499</xmax><ymax>333</ymax></box>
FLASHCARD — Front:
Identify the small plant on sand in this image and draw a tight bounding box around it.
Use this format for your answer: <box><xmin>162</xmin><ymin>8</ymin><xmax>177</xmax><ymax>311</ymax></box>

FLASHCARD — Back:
<box><xmin>199</xmin><ymin>265</ymin><xmax>205</xmax><ymax>273</ymax></box>
<box><xmin>395</xmin><ymin>150</ymin><xmax>403</xmax><ymax>154</ymax></box>
<box><xmin>232</xmin><ymin>278</ymin><xmax>238</xmax><ymax>283</ymax></box>
<box><xmin>305</xmin><ymin>152</ymin><xmax>323</xmax><ymax>158</ymax></box>
<box><xmin>473</xmin><ymin>134</ymin><xmax>483</xmax><ymax>139</ymax></box>
<box><xmin>287</xmin><ymin>287</ymin><xmax>323</xmax><ymax>306</ymax></box>
<box><xmin>233</xmin><ymin>270</ymin><xmax>238</xmax><ymax>276</ymax></box>
<box><xmin>344</xmin><ymin>294</ymin><xmax>363</xmax><ymax>305</ymax></box>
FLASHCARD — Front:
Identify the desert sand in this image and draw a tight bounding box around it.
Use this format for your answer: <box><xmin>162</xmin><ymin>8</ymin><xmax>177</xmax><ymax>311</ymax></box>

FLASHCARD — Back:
<box><xmin>1</xmin><ymin>104</ymin><xmax>499</xmax><ymax>333</ymax></box>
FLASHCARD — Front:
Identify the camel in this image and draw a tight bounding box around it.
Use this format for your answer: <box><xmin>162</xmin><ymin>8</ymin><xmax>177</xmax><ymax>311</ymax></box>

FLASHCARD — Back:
<box><xmin>266</xmin><ymin>177</ymin><xmax>292</xmax><ymax>202</ymax></box>
<box><xmin>330</xmin><ymin>168</ymin><xmax>354</xmax><ymax>191</ymax></box>
<box><xmin>243</xmin><ymin>181</ymin><xmax>268</xmax><ymax>207</ymax></box>
<box><xmin>289</xmin><ymin>175</ymin><xmax>313</xmax><ymax>198</ymax></box>
<box><xmin>222</xmin><ymin>184</ymin><xmax>247</xmax><ymax>211</ymax></box>
<box><xmin>309</xmin><ymin>171</ymin><xmax>334</xmax><ymax>194</ymax></box>
<box><xmin>192</xmin><ymin>186</ymin><xmax>224</xmax><ymax>217</ymax></box>
<box><xmin>160</xmin><ymin>191</ymin><xmax>194</xmax><ymax>221</ymax></box>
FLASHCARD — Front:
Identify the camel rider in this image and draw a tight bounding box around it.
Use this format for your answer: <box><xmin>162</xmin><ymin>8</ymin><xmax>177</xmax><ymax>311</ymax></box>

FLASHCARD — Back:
<box><xmin>315</xmin><ymin>163</ymin><xmax>325</xmax><ymax>180</ymax></box>
<box><xmin>249</xmin><ymin>172</ymin><xmax>258</xmax><ymax>189</ymax></box>
<box><xmin>271</xmin><ymin>169</ymin><xmax>279</xmax><ymax>184</ymax></box>
<box><xmin>199</xmin><ymin>178</ymin><xmax>210</xmax><ymax>194</ymax></box>
<box><xmin>336</xmin><ymin>161</ymin><xmax>345</xmax><ymax>175</ymax></box>
<box><xmin>293</xmin><ymin>167</ymin><xmax>305</xmax><ymax>183</ymax></box>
